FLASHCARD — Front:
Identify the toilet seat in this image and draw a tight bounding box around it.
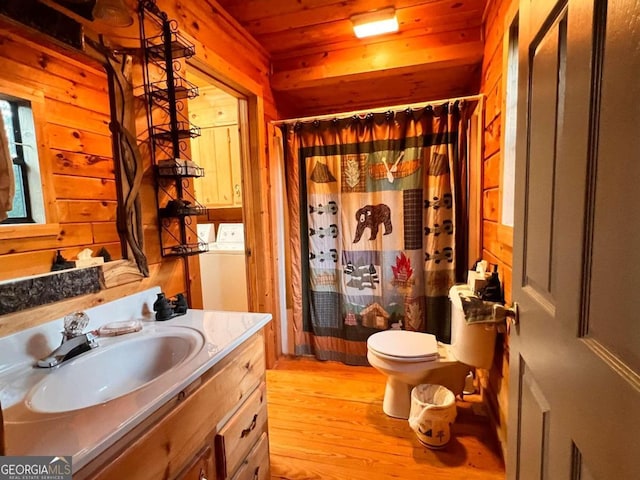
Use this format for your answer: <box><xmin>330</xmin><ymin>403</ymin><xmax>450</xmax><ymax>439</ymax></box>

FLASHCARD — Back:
<box><xmin>367</xmin><ymin>330</ymin><xmax>439</xmax><ymax>363</ymax></box>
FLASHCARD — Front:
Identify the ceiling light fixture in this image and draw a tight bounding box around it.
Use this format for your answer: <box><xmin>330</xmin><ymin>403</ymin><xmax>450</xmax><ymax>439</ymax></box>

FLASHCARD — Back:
<box><xmin>351</xmin><ymin>8</ymin><xmax>399</xmax><ymax>39</ymax></box>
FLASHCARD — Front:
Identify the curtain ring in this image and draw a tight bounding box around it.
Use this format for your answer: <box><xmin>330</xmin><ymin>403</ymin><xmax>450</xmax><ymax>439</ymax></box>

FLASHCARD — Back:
<box><xmin>385</xmin><ymin>111</ymin><xmax>393</xmax><ymax>121</ymax></box>
<box><xmin>293</xmin><ymin>121</ymin><xmax>302</xmax><ymax>132</ymax></box>
<box><xmin>312</xmin><ymin>119</ymin><xmax>320</xmax><ymax>128</ymax></box>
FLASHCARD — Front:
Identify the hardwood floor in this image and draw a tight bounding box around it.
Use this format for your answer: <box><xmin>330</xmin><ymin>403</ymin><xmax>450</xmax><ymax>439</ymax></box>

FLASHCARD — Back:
<box><xmin>267</xmin><ymin>357</ymin><xmax>505</xmax><ymax>480</ymax></box>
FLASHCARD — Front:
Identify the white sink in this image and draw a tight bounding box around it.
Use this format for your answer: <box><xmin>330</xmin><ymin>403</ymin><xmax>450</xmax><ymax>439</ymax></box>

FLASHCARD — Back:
<box><xmin>26</xmin><ymin>327</ymin><xmax>204</xmax><ymax>413</ymax></box>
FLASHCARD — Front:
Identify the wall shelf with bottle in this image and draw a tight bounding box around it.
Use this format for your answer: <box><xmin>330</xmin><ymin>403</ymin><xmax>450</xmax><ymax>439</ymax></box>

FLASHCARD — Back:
<box><xmin>139</xmin><ymin>0</ymin><xmax>207</xmax><ymax>257</ymax></box>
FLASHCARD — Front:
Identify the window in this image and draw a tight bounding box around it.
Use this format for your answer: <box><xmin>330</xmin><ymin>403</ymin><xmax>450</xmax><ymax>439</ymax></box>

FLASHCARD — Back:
<box><xmin>0</xmin><ymin>94</ymin><xmax>43</xmax><ymax>224</ymax></box>
<box><xmin>501</xmin><ymin>15</ymin><xmax>519</xmax><ymax>227</ymax></box>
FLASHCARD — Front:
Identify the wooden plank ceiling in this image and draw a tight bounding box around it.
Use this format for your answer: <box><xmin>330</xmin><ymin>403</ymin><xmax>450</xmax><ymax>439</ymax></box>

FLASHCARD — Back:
<box><xmin>217</xmin><ymin>0</ymin><xmax>487</xmax><ymax>118</ymax></box>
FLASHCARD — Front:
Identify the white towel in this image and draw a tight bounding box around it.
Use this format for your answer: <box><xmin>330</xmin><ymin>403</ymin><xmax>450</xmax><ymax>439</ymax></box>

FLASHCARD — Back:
<box><xmin>0</xmin><ymin>112</ymin><xmax>14</xmax><ymax>221</ymax></box>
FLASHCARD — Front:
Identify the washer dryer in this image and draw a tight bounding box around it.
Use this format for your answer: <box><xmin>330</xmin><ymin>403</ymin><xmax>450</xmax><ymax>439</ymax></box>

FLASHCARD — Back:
<box><xmin>199</xmin><ymin>223</ymin><xmax>248</xmax><ymax>311</ymax></box>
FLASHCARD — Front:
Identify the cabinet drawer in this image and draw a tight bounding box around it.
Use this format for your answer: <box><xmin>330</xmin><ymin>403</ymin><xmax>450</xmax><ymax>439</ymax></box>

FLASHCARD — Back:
<box><xmin>216</xmin><ymin>382</ymin><xmax>267</xmax><ymax>479</ymax></box>
<box><xmin>211</xmin><ymin>335</ymin><xmax>265</xmax><ymax>423</ymax></box>
<box><xmin>230</xmin><ymin>432</ymin><xmax>269</xmax><ymax>480</ymax></box>
<box><xmin>175</xmin><ymin>445</ymin><xmax>214</xmax><ymax>480</ymax></box>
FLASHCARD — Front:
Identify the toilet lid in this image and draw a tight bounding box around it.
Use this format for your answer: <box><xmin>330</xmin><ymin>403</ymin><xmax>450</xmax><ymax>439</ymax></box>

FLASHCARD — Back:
<box><xmin>367</xmin><ymin>330</ymin><xmax>439</xmax><ymax>360</ymax></box>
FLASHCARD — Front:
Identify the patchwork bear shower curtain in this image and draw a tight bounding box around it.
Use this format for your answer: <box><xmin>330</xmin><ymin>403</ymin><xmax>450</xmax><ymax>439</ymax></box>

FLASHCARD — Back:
<box><xmin>284</xmin><ymin>102</ymin><xmax>472</xmax><ymax>365</ymax></box>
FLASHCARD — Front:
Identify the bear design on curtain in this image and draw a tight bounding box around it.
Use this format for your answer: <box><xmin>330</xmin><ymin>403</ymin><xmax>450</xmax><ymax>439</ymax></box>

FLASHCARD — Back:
<box><xmin>284</xmin><ymin>102</ymin><xmax>472</xmax><ymax>365</ymax></box>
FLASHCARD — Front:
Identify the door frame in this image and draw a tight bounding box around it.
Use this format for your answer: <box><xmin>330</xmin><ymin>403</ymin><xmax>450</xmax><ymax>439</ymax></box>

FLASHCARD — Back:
<box><xmin>186</xmin><ymin>57</ymin><xmax>281</xmax><ymax>368</ymax></box>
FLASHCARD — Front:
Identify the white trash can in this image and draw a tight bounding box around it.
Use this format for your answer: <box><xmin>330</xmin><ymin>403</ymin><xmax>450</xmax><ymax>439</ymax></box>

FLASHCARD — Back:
<box><xmin>408</xmin><ymin>384</ymin><xmax>457</xmax><ymax>449</ymax></box>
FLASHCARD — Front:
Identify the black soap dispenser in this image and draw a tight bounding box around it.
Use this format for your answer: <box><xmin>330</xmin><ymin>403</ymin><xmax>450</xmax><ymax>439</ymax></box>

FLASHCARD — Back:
<box><xmin>173</xmin><ymin>293</ymin><xmax>188</xmax><ymax>315</ymax></box>
<box><xmin>153</xmin><ymin>293</ymin><xmax>174</xmax><ymax>321</ymax></box>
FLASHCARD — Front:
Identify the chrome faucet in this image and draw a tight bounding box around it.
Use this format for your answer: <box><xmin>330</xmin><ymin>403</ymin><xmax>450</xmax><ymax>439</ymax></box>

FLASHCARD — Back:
<box><xmin>36</xmin><ymin>312</ymin><xmax>99</xmax><ymax>368</ymax></box>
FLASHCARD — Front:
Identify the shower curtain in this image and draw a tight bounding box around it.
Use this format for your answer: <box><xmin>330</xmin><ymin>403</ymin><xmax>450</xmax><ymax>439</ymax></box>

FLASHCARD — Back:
<box><xmin>284</xmin><ymin>102</ymin><xmax>472</xmax><ymax>365</ymax></box>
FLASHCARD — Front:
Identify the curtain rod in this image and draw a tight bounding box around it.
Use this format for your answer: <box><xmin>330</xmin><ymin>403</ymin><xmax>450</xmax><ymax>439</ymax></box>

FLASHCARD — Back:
<box><xmin>271</xmin><ymin>94</ymin><xmax>484</xmax><ymax>126</ymax></box>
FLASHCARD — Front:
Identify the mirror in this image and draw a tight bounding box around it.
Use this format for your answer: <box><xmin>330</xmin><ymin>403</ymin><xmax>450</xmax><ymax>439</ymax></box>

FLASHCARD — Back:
<box><xmin>0</xmin><ymin>6</ymin><xmax>147</xmax><ymax>284</ymax></box>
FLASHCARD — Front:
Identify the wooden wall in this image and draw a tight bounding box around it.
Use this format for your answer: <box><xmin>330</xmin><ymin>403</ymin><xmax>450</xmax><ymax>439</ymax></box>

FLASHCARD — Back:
<box><xmin>0</xmin><ymin>0</ymin><xmax>280</xmax><ymax>369</ymax></box>
<box><xmin>479</xmin><ymin>0</ymin><xmax>517</xmax><ymax>458</ymax></box>
<box><xmin>0</xmin><ymin>29</ymin><xmax>188</xmax><ymax>335</ymax></box>
<box><xmin>0</xmin><ymin>32</ymin><xmax>123</xmax><ymax>281</ymax></box>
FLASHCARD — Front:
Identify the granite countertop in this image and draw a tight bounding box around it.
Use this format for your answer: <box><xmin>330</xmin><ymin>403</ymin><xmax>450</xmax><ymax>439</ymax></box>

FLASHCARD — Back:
<box><xmin>0</xmin><ymin>288</ymin><xmax>271</xmax><ymax>472</ymax></box>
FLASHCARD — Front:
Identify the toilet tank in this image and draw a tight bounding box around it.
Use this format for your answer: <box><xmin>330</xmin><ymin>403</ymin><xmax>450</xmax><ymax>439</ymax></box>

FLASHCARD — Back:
<box><xmin>449</xmin><ymin>285</ymin><xmax>497</xmax><ymax>369</ymax></box>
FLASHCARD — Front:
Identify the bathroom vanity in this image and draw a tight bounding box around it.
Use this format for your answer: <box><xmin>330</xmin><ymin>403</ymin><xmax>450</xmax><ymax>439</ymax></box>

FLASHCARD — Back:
<box><xmin>0</xmin><ymin>288</ymin><xmax>272</xmax><ymax>480</ymax></box>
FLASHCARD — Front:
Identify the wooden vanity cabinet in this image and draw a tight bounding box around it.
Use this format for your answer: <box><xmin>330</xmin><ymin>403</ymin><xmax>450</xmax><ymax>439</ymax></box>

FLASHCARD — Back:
<box><xmin>77</xmin><ymin>332</ymin><xmax>269</xmax><ymax>480</ymax></box>
<box><xmin>175</xmin><ymin>446</ymin><xmax>215</xmax><ymax>480</ymax></box>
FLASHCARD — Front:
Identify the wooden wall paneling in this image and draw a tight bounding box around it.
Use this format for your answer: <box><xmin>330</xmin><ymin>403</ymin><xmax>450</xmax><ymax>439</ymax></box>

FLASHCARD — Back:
<box><xmin>0</xmin><ymin>55</ymin><xmax>110</xmax><ymax>114</ymax></box>
<box><xmin>482</xmin><ymin>48</ymin><xmax>503</xmax><ymax>126</ymax></box>
<box><xmin>52</xmin><ymin>176</ymin><xmax>117</xmax><ymax>201</ymax></box>
<box><xmin>0</xmin><ymin>33</ymin><xmax>108</xmax><ymax>90</ymax></box>
<box><xmin>56</xmin><ymin>200</ymin><xmax>117</xmax><ymax>223</ymax></box>
<box><xmin>92</xmin><ymin>222</ymin><xmax>119</xmax><ymax>244</ymax></box>
<box><xmin>142</xmin><ymin>225</ymin><xmax>162</xmax><ymax>267</ymax></box>
<box><xmin>51</xmin><ymin>150</ymin><xmax>114</xmax><ymax>179</ymax></box>
<box><xmin>0</xmin><ymin>1</ymin><xmax>280</xmax><ymax>368</ymax></box>
<box><xmin>158</xmin><ymin>0</ymin><xmax>271</xmax><ymax>96</ymax></box>
<box><xmin>483</xmin><ymin>188</ymin><xmax>500</xmax><ymax>222</ymax></box>
<box><xmin>481</xmin><ymin>0</ymin><xmax>511</xmax><ymax>74</ymax></box>
<box><xmin>479</xmin><ymin>0</ymin><xmax>518</xmax><ymax>461</ymax></box>
<box><xmin>0</xmin><ymin>251</ymin><xmax>60</xmax><ymax>282</ymax></box>
<box><xmin>140</xmin><ymin>178</ymin><xmax>159</xmax><ymax>227</ymax></box>
<box><xmin>484</xmin><ymin>116</ymin><xmax>501</xmax><ymax>158</ymax></box>
<box><xmin>482</xmin><ymin>220</ymin><xmax>512</xmax><ymax>267</ymax></box>
<box><xmin>171</xmin><ymin>0</ymin><xmax>270</xmax><ymax>64</ymax></box>
<box><xmin>0</xmin><ymin>39</ymin><xmax>109</xmax><ymax>99</ymax></box>
<box><xmin>483</xmin><ymin>153</ymin><xmax>501</xmax><ymax>189</ymax></box>
<box><xmin>47</xmin><ymin>124</ymin><xmax>113</xmax><ymax>158</ymax></box>
<box><xmin>0</xmin><ymin>223</ymin><xmax>93</xmax><ymax>255</ymax></box>
<box><xmin>46</xmin><ymin>100</ymin><xmax>110</xmax><ymax>137</ymax></box>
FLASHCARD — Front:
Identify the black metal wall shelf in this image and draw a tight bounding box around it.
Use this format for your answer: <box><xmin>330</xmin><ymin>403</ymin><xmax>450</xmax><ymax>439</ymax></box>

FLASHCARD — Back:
<box><xmin>149</xmin><ymin>77</ymin><xmax>199</xmax><ymax>102</ymax></box>
<box><xmin>156</xmin><ymin>161</ymin><xmax>205</xmax><ymax>178</ymax></box>
<box><xmin>151</xmin><ymin>122</ymin><xmax>201</xmax><ymax>141</ymax></box>
<box><xmin>159</xmin><ymin>201</ymin><xmax>207</xmax><ymax>218</ymax></box>
<box><xmin>163</xmin><ymin>242</ymin><xmax>209</xmax><ymax>257</ymax></box>
<box><xmin>139</xmin><ymin>0</ymin><xmax>206</xmax><ymax>258</ymax></box>
<box><xmin>144</xmin><ymin>33</ymin><xmax>195</xmax><ymax>61</ymax></box>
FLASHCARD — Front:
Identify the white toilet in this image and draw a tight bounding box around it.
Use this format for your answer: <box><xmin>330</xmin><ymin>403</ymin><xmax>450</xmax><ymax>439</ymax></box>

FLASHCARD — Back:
<box><xmin>367</xmin><ymin>285</ymin><xmax>497</xmax><ymax>419</ymax></box>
